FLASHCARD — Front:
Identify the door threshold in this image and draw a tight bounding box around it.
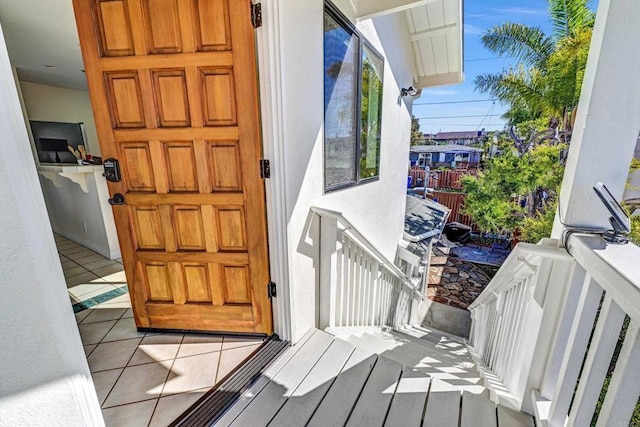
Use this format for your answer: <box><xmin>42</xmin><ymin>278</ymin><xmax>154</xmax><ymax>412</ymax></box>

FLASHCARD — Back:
<box><xmin>170</xmin><ymin>334</ymin><xmax>289</xmax><ymax>426</ymax></box>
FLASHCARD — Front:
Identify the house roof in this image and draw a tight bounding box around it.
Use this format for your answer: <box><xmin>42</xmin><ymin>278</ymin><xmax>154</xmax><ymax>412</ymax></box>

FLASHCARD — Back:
<box><xmin>410</xmin><ymin>144</ymin><xmax>484</xmax><ymax>154</ymax></box>
<box><xmin>404</xmin><ymin>194</ymin><xmax>451</xmax><ymax>242</ymax></box>
<box><xmin>434</xmin><ymin>131</ymin><xmax>484</xmax><ymax>140</ymax></box>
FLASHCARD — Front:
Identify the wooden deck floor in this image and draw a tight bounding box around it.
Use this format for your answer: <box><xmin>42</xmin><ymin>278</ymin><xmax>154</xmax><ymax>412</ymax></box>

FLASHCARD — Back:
<box><xmin>214</xmin><ymin>329</ymin><xmax>534</xmax><ymax>426</ymax></box>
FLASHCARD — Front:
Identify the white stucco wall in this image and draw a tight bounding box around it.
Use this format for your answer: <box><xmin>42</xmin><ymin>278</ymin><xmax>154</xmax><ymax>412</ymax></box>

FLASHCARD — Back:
<box><xmin>0</xmin><ymin>23</ymin><xmax>103</xmax><ymax>426</ymax></box>
<box><xmin>274</xmin><ymin>2</ymin><xmax>415</xmax><ymax>342</ymax></box>
<box><xmin>20</xmin><ymin>81</ymin><xmax>101</xmax><ymax>157</ymax></box>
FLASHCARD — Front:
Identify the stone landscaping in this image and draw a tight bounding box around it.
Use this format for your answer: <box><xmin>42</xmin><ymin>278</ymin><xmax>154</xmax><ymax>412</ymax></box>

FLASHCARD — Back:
<box><xmin>427</xmin><ymin>246</ymin><xmax>498</xmax><ymax>309</ymax></box>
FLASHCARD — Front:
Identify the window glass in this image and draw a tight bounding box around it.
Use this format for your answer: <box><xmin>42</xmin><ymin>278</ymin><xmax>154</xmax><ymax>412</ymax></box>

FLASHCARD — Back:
<box><xmin>360</xmin><ymin>43</ymin><xmax>383</xmax><ymax>179</ymax></box>
<box><xmin>324</xmin><ymin>12</ymin><xmax>359</xmax><ymax>189</ymax></box>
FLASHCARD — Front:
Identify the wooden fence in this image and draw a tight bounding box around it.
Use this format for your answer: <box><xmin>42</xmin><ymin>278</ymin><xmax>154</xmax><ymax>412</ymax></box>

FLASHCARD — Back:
<box><xmin>408</xmin><ymin>167</ymin><xmax>478</xmax><ymax>191</ymax></box>
<box><xmin>429</xmin><ymin>190</ymin><xmax>479</xmax><ymax>231</ymax></box>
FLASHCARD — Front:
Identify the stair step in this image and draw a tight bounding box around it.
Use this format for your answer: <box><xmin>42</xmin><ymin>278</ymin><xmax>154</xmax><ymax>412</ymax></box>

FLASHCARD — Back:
<box><xmin>344</xmin><ymin>331</ymin><xmax>486</xmax><ymax>395</ymax></box>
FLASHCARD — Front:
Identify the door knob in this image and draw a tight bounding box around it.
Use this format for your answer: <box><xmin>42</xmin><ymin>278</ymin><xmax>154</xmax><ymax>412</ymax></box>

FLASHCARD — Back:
<box><xmin>108</xmin><ymin>193</ymin><xmax>126</xmax><ymax>205</ymax></box>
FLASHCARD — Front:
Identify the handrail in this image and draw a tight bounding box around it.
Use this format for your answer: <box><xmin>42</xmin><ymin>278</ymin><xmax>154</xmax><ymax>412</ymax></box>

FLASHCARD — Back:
<box><xmin>310</xmin><ymin>206</ymin><xmax>423</xmax><ymax>298</ymax></box>
<box><xmin>313</xmin><ymin>206</ymin><xmax>425</xmax><ymax>329</ymax></box>
<box><xmin>468</xmin><ymin>236</ymin><xmax>640</xmax><ymax>426</ymax></box>
<box><xmin>468</xmin><ymin>241</ymin><xmax>572</xmax><ymax>309</ymax></box>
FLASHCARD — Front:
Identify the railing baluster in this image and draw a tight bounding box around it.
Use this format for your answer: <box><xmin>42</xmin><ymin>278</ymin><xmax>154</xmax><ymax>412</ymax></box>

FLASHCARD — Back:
<box><xmin>548</xmin><ymin>275</ymin><xmax>603</xmax><ymax>426</ymax></box>
<box><xmin>595</xmin><ymin>319</ymin><xmax>640</xmax><ymax>427</ymax></box>
<box><xmin>569</xmin><ymin>293</ymin><xmax>625</xmax><ymax>426</ymax></box>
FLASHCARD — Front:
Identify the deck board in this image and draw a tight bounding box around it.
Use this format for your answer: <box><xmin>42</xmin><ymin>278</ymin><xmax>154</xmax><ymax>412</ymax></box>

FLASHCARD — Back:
<box><xmin>226</xmin><ymin>330</ymin><xmax>334</xmax><ymax>426</ymax></box>
<box><xmin>213</xmin><ymin>328</ymin><xmax>536</xmax><ymax>427</ymax></box>
<box><xmin>423</xmin><ymin>388</ymin><xmax>461</xmax><ymax>427</ymax></box>
<box><xmin>268</xmin><ymin>339</ymin><xmax>355</xmax><ymax>426</ymax></box>
<box><xmin>307</xmin><ymin>347</ymin><xmax>377</xmax><ymax>427</ymax></box>
<box><xmin>461</xmin><ymin>391</ymin><xmax>497</xmax><ymax>427</ymax></box>
<box><xmin>384</xmin><ymin>367</ymin><xmax>430</xmax><ymax>427</ymax></box>
<box><xmin>497</xmin><ymin>404</ymin><xmax>536</xmax><ymax>427</ymax></box>
<box><xmin>346</xmin><ymin>356</ymin><xmax>403</xmax><ymax>426</ymax></box>
<box><xmin>214</xmin><ymin>329</ymin><xmax>316</xmax><ymax>426</ymax></box>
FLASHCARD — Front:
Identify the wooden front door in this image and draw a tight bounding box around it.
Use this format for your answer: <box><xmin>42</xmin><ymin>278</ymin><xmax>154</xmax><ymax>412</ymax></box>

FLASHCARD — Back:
<box><xmin>73</xmin><ymin>0</ymin><xmax>272</xmax><ymax>334</ymax></box>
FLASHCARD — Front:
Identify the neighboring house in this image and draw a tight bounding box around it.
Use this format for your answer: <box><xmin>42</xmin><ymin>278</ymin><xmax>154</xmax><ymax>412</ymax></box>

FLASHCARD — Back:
<box><xmin>434</xmin><ymin>130</ymin><xmax>486</xmax><ymax>145</ymax></box>
<box><xmin>409</xmin><ymin>144</ymin><xmax>483</xmax><ymax>168</ymax></box>
<box><xmin>0</xmin><ymin>0</ymin><xmax>465</xmax><ymax>423</ymax></box>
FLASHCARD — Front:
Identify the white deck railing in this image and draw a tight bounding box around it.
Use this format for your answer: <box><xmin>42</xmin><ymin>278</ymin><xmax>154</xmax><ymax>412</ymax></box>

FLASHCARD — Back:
<box><xmin>468</xmin><ymin>235</ymin><xmax>640</xmax><ymax>426</ymax></box>
<box><xmin>312</xmin><ymin>207</ymin><xmax>423</xmax><ymax>330</ymax></box>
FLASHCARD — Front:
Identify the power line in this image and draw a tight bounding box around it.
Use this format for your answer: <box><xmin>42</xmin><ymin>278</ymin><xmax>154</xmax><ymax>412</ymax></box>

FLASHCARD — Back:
<box><xmin>413</xmin><ymin>99</ymin><xmax>496</xmax><ymax>105</ymax></box>
<box><xmin>423</xmin><ymin>124</ymin><xmax>506</xmax><ymax>127</ymax></box>
<box><xmin>417</xmin><ymin>114</ymin><xmax>503</xmax><ymax>119</ymax></box>
<box><xmin>464</xmin><ymin>57</ymin><xmax>510</xmax><ymax>62</ymax></box>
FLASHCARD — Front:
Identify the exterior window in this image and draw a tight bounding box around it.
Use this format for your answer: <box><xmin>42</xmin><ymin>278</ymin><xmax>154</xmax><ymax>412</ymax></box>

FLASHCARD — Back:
<box><xmin>323</xmin><ymin>2</ymin><xmax>384</xmax><ymax>191</ymax></box>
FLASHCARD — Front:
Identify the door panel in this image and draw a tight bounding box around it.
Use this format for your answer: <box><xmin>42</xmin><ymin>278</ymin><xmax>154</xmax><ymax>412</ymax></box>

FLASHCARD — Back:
<box><xmin>73</xmin><ymin>0</ymin><xmax>272</xmax><ymax>334</ymax></box>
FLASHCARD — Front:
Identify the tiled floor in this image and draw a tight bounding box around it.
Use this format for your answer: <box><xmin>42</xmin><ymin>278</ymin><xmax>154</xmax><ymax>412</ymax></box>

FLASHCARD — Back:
<box><xmin>55</xmin><ymin>234</ymin><xmax>265</xmax><ymax>426</ymax></box>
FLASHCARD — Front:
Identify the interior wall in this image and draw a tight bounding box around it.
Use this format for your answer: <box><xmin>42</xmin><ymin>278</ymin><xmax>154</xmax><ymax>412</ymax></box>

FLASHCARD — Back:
<box><xmin>277</xmin><ymin>1</ymin><xmax>415</xmax><ymax>341</ymax></box>
<box><xmin>18</xmin><ymin>80</ymin><xmax>120</xmax><ymax>259</ymax></box>
<box><xmin>19</xmin><ymin>81</ymin><xmax>101</xmax><ymax>157</ymax></box>
<box><xmin>0</xmin><ymin>22</ymin><xmax>103</xmax><ymax>425</ymax></box>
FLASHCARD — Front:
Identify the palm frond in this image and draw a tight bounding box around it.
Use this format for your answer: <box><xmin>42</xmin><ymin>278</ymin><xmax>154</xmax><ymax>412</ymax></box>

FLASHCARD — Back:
<box><xmin>481</xmin><ymin>23</ymin><xmax>554</xmax><ymax>67</ymax></box>
<box><xmin>548</xmin><ymin>0</ymin><xmax>595</xmax><ymax>40</ymax></box>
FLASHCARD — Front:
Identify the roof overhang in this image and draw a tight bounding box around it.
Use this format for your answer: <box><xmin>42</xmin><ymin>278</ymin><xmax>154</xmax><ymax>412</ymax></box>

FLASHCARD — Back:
<box><xmin>351</xmin><ymin>0</ymin><xmax>464</xmax><ymax>90</ymax></box>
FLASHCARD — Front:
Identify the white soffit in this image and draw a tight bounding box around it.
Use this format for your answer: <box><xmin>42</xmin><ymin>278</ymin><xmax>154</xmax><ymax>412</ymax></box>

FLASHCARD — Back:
<box><xmin>353</xmin><ymin>0</ymin><xmax>463</xmax><ymax>89</ymax></box>
<box><xmin>405</xmin><ymin>0</ymin><xmax>463</xmax><ymax>88</ymax></box>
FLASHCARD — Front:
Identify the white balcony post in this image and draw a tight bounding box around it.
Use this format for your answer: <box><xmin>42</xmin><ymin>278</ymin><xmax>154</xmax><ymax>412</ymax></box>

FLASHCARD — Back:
<box><xmin>552</xmin><ymin>0</ymin><xmax>640</xmax><ymax>237</ymax></box>
<box><xmin>318</xmin><ymin>214</ymin><xmax>339</xmax><ymax>329</ymax></box>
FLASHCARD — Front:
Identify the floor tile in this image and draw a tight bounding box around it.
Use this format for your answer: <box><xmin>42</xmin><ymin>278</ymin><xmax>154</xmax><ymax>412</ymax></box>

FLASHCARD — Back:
<box><xmin>102</xmin><ymin>362</ymin><xmax>171</xmax><ymax>408</ymax></box>
<box><xmin>61</xmin><ymin>259</ymin><xmax>79</xmax><ymax>269</ymax></box>
<box><xmin>129</xmin><ymin>334</ymin><xmax>184</xmax><ymax>366</ymax></box>
<box><xmin>222</xmin><ymin>336</ymin><xmax>264</xmax><ymax>350</ymax></box>
<box><xmin>149</xmin><ymin>388</ymin><xmax>207</xmax><ymax>427</ymax></box>
<box><xmin>84</xmin><ymin>344</ymin><xmax>97</xmax><ymax>357</ymax></box>
<box><xmin>177</xmin><ymin>335</ymin><xmax>223</xmax><ymax>358</ymax></box>
<box><xmin>64</xmin><ymin>265</ymin><xmax>89</xmax><ymax>277</ymax></box>
<box><xmin>102</xmin><ymin>317</ymin><xmax>146</xmax><ymax>342</ymax></box>
<box><xmin>78</xmin><ymin>320</ymin><xmax>117</xmax><ymax>345</ymax></box>
<box><xmin>102</xmin><ymin>398</ymin><xmax>157</xmax><ymax>427</ymax></box>
<box><xmin>60</xmin><ymin>246</ymin><xmax>90</xmax><ymax>256</ymax></box>
<box><xmin>92</xmin><ymin>368</ymin><xmax>123</xmax><ymax>405</ymax></box>
<box><xmin>162</xmin><ymin>351</ymin><xmax>220</xmax><ymax>396</ymax></box>
<box><xmin>122</xmin><ymin>308</ymin><xmax>134</xmax><ymax>318</ymax></box>
<box><xmin>81</xmin><ymin>307</ymin><xmax>127</xmax><ymax>324</ymax></box>
<box><xmin>66</xmin><ymin>272</ymin><xmax>102</xmax><ymax>287</ymax></box>
<box><xmin>88</xmin><ymin>338</ymin><xmax>143</xmax><ymax>372</ymax></box>
<box><xmin>83</xmin><ymin>258</ymin><xmax>119</xmax><ymax>271</ymax></box>
<box><xmin>92</xmin><ymin>264</ymin><xmax>125</xmax><ymax>279</ymax></box>
<box><xmin>100</xmin><ymin>270</ymin><xmax>127</xmax><ymax>285</ymax></box>
<box><xmin>71</xmin><ymin>253</ymin><xmax>105</xmax><ymax>264</ymax></box>
<box><xmin>97</xmin><ymin>293</ymin><xmax>132</xmax><ymax>309</ymax></box>
<box><xmin>216</xmin><ymin>343</ymin><xmax>262</xmax><ymax>382</ymax></box>
<box><xmin>75</xmin><ymin>309</ymin><xmax>92</xmax><ymax>323</ymax></box>
<box><xmin>68</xmin><ymin>283</ymin><xmax>114</xmax><ymax>300</ymax></box>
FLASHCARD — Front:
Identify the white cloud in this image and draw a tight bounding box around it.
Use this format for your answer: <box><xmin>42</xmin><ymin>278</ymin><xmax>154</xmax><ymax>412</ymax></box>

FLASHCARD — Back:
<box><xmin>464</xmin><ymin>24</ymin><xmax>483</xmax><ymax>35</ymax></box>
<box><xmin>425</xmin><ymin>88</ymin><xmax>458</xmax><ymax>96</ymax></box>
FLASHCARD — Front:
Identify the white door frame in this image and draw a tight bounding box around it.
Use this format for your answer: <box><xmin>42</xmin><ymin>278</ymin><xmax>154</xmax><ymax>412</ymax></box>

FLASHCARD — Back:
<box><xmin>254</xmin><ymin>0</ymin><xmax>293</xmax><ymax>342</ymax></box>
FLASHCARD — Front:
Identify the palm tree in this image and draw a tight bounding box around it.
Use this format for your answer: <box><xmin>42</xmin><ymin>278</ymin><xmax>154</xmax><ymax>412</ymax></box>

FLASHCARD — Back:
<box><xmin>474</xmin><ymin>0</ymin><xmax>595</xmax><ymax>129</ymax></box>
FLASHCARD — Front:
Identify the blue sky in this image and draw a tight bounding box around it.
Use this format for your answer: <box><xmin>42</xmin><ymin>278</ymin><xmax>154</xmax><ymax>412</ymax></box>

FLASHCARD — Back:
<box><xmin>414</xmin><ymin>0</ymin><xmax>554</xmax><ymax>134</ymax></box>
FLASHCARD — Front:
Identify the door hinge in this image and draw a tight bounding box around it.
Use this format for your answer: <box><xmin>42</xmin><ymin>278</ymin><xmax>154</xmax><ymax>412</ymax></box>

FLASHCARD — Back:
<box><xmin>251</xmin><ymin>2</ymin><xmax>262</xmax><ymax>28</ymax></box>
<box><xmin>267</xmin><ymin>281</ymin><xmax>276</xmax><ymax>299</ymax></box>
<box><xmin>260</xmin><ymin>159</ymin><xmax>270</xmax><ymax>178</ymax></box>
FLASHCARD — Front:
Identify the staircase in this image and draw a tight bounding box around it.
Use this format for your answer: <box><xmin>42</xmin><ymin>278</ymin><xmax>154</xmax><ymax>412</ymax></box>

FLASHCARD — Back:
<box><xmin>328</xmin><ymin>324</ymin><xmax>485</xmax><ymax>395</ymax></box>
<box><xmin>214</xmin><ymin>327</ymin><xmax>534</xmax><ymax>426</ymax></box>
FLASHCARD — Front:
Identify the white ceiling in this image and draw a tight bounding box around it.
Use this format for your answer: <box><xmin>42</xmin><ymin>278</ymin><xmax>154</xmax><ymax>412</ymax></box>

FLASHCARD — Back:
<box><xmin>351</xmin><ymin>0</ymin><xmax>464</xmax><ymax>89</ymax></box>
<box><xmin>0</xmin><ymin>0</ymin><xmax>87</xmax><ymax>91</ymax></box>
